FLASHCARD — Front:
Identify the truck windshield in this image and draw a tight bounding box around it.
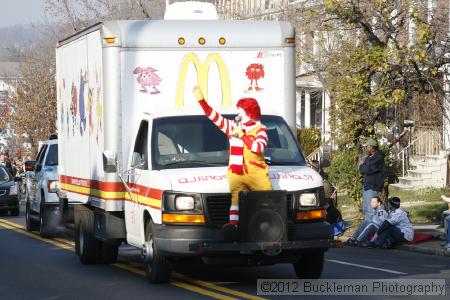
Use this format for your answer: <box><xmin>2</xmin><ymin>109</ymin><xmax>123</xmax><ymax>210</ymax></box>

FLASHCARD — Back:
<box><xmin>151</xmin><ymin>115</ymin><xmax>306</xmax><ymax>170</ymax></box>
<box><xmin>45</xmin><ymin>144</ymin><xmax>58</xmax><ymax>166</ymax></box>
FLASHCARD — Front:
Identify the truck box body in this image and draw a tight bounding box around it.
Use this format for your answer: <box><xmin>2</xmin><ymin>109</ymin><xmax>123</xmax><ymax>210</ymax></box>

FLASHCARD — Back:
<box><xmin>57</xmin><ymin>20</ymin><xmax>324</xmax><ymax>249</ymax></box>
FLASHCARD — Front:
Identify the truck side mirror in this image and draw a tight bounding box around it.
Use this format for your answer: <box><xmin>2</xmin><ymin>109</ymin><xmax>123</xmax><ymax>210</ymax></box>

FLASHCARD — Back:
<box><xmin>319</xmin><ymin>145</ymin><xmax>332</xmax><ymax>168</ymax></box>
<box><xmin>24</xmin><ymin>160</ymin><xmax>36</xmax><ymax>172</ymax></box>
<box><xmin>131</xmin><ymin>152</ymin><xmax>145</xmax><ymax>168</ymax></box>
<box><xmin>103</xmin><ymin>151</ymin><xmax>117</xmax><ymax>173</ymax></box>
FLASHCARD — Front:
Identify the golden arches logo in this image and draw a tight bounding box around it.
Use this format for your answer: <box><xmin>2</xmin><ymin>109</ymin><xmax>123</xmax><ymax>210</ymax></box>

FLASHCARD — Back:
<box><xmin>176</xmin><ymin>53</ymin><xmax>231</xmax><ymax>108</ymax></box>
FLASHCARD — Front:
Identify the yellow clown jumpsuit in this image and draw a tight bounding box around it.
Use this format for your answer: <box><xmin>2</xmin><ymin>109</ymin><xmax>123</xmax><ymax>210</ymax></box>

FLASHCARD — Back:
<box><xmin>228</xmin><ymin>124</ymin><xmax>272</xmax><ymax>198</ymax></box>
<box><xmin>197</xmin><ymin>98</ymin><xmax>272</xmax><ymax>225</ymax></box>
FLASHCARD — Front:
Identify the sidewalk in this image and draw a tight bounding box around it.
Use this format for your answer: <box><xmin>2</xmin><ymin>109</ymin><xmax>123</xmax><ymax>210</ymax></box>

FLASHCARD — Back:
<box><xmin>396</xmin><ymin>225</ymin><xmax>450</xmax><ymax>257</ymax></box>
<box><xmin>340</xmin><ymin>221</ymin><xmax>450</xmax><ymax>257</ymax></box>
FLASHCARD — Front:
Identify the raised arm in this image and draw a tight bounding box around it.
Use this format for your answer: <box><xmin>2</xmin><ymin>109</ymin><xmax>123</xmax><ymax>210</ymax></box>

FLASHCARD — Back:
<box><xmin>193</xmin><ymin>86</ymin><xmax>235</xmax><ymax>136</ymax></box>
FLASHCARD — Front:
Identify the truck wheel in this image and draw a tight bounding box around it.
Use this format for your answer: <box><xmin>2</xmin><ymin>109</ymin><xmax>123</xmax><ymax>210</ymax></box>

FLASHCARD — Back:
<box><xmin>25</xmin><ymin>202</ymin><xmax>39</xmax><ymax>231</ymax></box>
<box><xmin>76</xmin><ymin>210</ymin><xmax>100</xmax><ymax>265</ymax></box>
<box><xmin>144</xmin><ymin>220</ymin><xmax>172</xmax><ymax>283</ymax></box>
<box><xmin>39</xmin><ymin>204</ymin><xmax>52</xmax><ymax>238</ymax></box>
<box><xmin>100</xmin><ymin>240</ymin><xmax>119</xmax><ymax>264</ymax></box>
<box><xmin>293</xmin><ymin>251</ymin><xmax>325</xmax><ymax>279</ymax></box>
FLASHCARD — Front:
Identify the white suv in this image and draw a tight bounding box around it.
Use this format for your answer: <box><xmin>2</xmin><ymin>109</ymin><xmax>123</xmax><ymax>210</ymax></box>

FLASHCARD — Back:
<box><xmin>25</xmin><ymin>135</ymin><xmax>59</xmax><ymax>237</ymax></box>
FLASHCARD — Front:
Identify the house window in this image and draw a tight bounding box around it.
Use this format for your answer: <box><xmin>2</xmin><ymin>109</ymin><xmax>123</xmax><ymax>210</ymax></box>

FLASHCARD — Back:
<box><xmin>310</xmin><ymin>91</ymin><xmax>322</xmax><ymax>129</ymax></box>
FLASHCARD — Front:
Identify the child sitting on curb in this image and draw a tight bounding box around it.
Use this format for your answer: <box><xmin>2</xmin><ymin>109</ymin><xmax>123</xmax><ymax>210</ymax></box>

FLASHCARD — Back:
<box><xmin>369</xmin><ymin>197</ymin><xmax>414</xmax><ymax>249</ymax></box>
<box><xmin>344</xmin><ymin>196</ymin><xmax>387</xmax><ymax>247</ymax></box>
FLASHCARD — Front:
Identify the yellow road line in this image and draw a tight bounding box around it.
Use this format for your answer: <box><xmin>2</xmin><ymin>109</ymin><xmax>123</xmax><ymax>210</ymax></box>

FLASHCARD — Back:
<box><xmin>0</xmin><ymin>221</ymin><xmax>74</xmax><ymax>251</ymax></box>
<box><xmin>173</xmin><ymin>273</ymin><xmax>266</xmax><ymax>300</ymax></box>
<box><xmin>54</xmin><ymin>238</ymin><xmax>76</xmax><ymax>246</ymax></box>
<box><xmin>0</xmin><ymin>218</ymin><xmax>26</xmax><ymax>229</ymax></box>
<box><xmin>0</xmin><ymin>219</ymin><xmax>76</xmax><ymax>248</ymax></box>
<box><xmin>171</xmin><ymin>281</ymin><xmax>237</xmax><ymax>300</ymax></box>
<box><xmin>0</xmin><ymin>218</ymin><xmax>247</xmax><ymax>300</ymax></box>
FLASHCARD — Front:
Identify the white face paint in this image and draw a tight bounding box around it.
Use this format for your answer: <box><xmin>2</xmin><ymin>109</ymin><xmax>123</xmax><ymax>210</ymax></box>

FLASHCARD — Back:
<box><xmin>237</xmin><ymin>107</ymin><xmax>251</xmax><ymax>124</ymax></box>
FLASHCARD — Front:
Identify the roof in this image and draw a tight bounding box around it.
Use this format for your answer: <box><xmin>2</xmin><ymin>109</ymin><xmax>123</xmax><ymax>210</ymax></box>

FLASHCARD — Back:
<box><xmin>58</xmin><ymin>20</ymin><xmax>294</xmax><ymax>48</ymax></box>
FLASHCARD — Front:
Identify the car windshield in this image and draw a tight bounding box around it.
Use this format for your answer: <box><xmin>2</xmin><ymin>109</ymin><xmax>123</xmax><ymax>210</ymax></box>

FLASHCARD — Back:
<box><xmin>45</xmin><ymin>144</ymin><xmax>58</xmax><ymax>166</ymax></box>
<box><xmin>0</xmin><ymin>167</ymin><xmax>11</xmax><ymax>183</ymax></box>
<box><xmin>151</xmin><ymin>115</ymin><xmax>306</xmax><ymax>170</ymax></box>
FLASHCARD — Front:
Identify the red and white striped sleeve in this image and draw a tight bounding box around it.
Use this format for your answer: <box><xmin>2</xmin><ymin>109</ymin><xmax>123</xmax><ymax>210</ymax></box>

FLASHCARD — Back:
<box><xmin>250</xmin><ymin>126</ymin><xmax>268</xmax><ymax>154</ymax></box>
<box><xmin>198</xmin><ymin>99</ymin><xmax>234</xmax><ymax>136</ymax></box>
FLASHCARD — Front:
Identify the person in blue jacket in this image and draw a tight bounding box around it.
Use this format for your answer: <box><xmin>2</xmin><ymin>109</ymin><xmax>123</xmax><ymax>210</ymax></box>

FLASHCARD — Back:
<box><xmin>359</xmin><ymin>138</ymin><xmax>386</xmax><ymax>222</ymax></box>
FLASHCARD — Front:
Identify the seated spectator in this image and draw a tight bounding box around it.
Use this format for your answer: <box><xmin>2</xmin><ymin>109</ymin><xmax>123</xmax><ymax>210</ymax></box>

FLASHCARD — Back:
<box><xmin>369</xmin><ymin>197</ymin><xmax>414</xmax><ymax>248</ymax></box>
<box><xmin>345</xmin><ymin>196</ymin><xmax>387</xmax><ymax>246</ymax></box>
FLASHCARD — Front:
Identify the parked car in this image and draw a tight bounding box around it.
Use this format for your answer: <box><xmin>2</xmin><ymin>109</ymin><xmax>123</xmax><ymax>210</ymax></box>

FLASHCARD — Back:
<box><xmin>0</xmin><ymin>166</ymin><xmax>22</xmax><ymax>216</ymax></box>
<box><xmin>25</xmin><ymin>135</ymin><xmax>59</xmax><ymax>237</ymax></box>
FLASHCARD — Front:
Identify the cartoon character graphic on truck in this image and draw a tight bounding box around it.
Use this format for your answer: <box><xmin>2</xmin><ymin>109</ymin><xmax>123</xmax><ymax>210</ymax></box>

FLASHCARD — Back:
<box><xmin>245</xmin><ymin>63</ymin><xmax>264</xmax><ymax>91</ymax></box>
<box><xmin>133</xmin><ymin>66</ymin><xmax>161</xmax><ymax>94</ymax></box>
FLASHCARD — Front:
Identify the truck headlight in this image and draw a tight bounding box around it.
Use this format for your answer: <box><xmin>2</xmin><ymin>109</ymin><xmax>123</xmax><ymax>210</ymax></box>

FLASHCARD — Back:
<box><xmin>299</xmin><ymin>193</ymin><xmax>317</xmax><ymax>206</ymax></box>
<box><xmin>48</xmin><ymin>180</ymin><xmax>59</xmax><ymax>193</ymax></box>
<box><xmin>9</xmin><ymin>185</ymin><xmax>18</xmax><ymax>195</ymax></box>
<box><xmin>175</xmin><ymin>196</ymin><xmax>195</xmax><ymax>210</ymax></box>
<box><xmin>162</xmin><ymin>191</ymin><xmax>203</xmax><ymax>215</ymax></box>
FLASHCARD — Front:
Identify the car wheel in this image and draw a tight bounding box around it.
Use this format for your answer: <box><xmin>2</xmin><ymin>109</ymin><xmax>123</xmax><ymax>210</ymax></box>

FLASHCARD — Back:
<box><xmin>39</xmin><ymin>203</ymin><xmax>52</xmax><ymax>238</ymax></box>
<box><xmin>25</xmin><ymin>202</ymin><xmax>39</xmax><ymax>231</ymax></box>
<box><xmin>293</xmin><ymin>251</ymin><xmax>325</xmax><ymax>279</ymax></box>
<box><xmin>75</xmin><ymin>209</ymin><xmax>100</xmax><ymax>265</ymax></box>
<box><xmin>144</xmin><ymin>220</ymin><xmax>172</xmax><ymax>283</ymax></box>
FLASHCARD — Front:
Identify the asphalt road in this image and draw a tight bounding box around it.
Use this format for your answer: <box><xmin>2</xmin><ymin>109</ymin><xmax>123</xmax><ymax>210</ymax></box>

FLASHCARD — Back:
<box><xmin>1</xmin><ymin>205</ymin><xmax>449</xmax><ymax>300</ymax></box>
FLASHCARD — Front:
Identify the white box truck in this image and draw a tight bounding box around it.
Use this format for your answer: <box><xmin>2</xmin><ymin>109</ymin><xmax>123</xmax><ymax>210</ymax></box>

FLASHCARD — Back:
<box><xmin>56</xmin><ymin>19</ymin><xmax>335</xmax><ymax>283</ymax></box>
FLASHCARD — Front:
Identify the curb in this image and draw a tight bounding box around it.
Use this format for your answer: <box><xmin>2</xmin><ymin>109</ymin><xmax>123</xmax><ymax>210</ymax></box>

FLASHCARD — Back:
<box><xmin>337</xmin><ymin>236</ymin><xmax>450</xmax><ymax>257</ymax></box>
<box><xmin>395</xmin><ymin>243</ymin><xmax>450</xmax><ymax>257</ymax></box>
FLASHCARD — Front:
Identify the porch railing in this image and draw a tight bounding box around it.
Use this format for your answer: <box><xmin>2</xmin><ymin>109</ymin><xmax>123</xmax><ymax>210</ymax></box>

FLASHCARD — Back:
<box><xmin>397</xmin><ymin>129</ymin><xmax>443</xmax><ymax>177</ymax></box>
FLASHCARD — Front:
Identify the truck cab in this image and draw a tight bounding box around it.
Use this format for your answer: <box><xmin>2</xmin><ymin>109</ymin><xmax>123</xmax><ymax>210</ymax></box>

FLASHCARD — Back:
<box><xmin>116</xmin><ymin>113</ymin><xmax>332</xmax><ymax>282</ymax></box>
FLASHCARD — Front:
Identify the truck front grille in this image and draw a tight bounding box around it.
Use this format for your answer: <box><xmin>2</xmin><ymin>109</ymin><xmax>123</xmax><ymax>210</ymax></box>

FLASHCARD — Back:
<box><xmin>205</xmin><ymin>194</ymin><xmax>294</xmax><ymax>227</ymax></box>
<box><xmin>205</xmin><ymin>195</ymin><xmax>231</xmax><ymax>227</ymax></box>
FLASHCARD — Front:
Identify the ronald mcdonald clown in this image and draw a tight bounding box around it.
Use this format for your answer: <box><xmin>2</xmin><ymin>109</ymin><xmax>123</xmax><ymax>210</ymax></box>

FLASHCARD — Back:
<box><xmin>193</xmin><ymin>86</ymin><xmax>273</xmax><ymax>240</ymax></box>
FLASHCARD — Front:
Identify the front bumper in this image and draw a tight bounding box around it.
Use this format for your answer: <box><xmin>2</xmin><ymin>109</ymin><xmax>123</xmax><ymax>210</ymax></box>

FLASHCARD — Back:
<box><xmin>153</xmin><ymin>221</ymin><xmax>335</xmax><ymax>258</ymax></box>
<box><xmin>0</xmin><ymin>195</ymin><xmax>19</xmax><ymax>210</ymax></box>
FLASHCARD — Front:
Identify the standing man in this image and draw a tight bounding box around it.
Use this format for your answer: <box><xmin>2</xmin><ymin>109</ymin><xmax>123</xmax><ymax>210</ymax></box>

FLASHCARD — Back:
<box><xmin>359</xmin><ymin>138</ymin><xmax>385</xmax><ymax>222</ymax></box>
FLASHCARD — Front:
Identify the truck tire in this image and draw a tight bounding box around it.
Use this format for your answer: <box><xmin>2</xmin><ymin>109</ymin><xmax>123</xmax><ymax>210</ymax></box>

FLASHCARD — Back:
<box><xmin>100</xmin><ymin>240</ymin><xmax>119</xmax><ymax>264</ymax></box>
<box><xmin>293</xmin><ymin>251</ymin><xmax>325</xmax><ymax>279</ymax></box>
<box><xmin>25</xmin><ymin>202</ymin><xmax>39</xmax><ymax>231</ymax></box>
<box><xmin>144</xmin><ymin>220</ymin><xmax>172</xmax><ymax>283</ymax></box>
<box><xmin>39</xmin><ymin>203</ymin><xmax>52</xmax><ymax>238</ymax></box>
<box><xmin>76</xmin><ymin>209</ymin><xmax>101</xmax><ymax>265</ymax></box>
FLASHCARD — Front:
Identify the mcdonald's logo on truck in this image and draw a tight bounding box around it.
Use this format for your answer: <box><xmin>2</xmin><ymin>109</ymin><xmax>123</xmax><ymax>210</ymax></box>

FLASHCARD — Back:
<box><xmin>175</xmin><ymin>52</ymin><xmax>231</xmax><ymax>108</ymax></box>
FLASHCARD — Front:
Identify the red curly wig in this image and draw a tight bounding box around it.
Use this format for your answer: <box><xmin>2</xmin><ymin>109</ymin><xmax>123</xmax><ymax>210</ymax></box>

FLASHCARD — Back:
<box><xmin>236</xmin><ymin>98</ymin><xmax>261</xmax><ymax>121</ymax></box>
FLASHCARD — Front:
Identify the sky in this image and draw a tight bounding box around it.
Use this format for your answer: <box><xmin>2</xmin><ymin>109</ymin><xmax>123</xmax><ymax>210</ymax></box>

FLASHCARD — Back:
<box><xmin>0</xmin><ymin>0</ymin><xmax>47</xmax><ymax>27</ymax></box>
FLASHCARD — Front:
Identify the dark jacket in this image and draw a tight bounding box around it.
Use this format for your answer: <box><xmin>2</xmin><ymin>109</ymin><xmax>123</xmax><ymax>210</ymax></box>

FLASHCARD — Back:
<box><xmin>359</xmin><ymin>151</ymin><xmax>385</xmax><ymax>191</ymax></box>
<box><xmin>326</xmin><ymin>205</ymin><xmax>342</xmax><ymax>224</ymax></box>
